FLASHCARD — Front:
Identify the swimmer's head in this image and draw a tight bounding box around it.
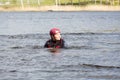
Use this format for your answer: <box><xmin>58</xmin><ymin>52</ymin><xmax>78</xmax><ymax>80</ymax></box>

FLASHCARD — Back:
<box><xmin>49</xmin><ymin>28</ymin><xmax>61</xmax><ymax>40</ymax></box>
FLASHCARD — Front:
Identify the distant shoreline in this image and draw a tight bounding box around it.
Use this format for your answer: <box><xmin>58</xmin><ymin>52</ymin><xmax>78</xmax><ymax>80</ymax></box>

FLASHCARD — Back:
<box><xmin>0</xmin><ymin>5</ymin><xmax>120</xmax><ymax>11</ymax></box>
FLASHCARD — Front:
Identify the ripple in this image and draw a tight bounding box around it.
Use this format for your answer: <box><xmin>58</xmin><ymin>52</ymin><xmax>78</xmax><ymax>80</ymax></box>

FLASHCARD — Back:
<box><xmin>10</xmin><ymin>46</ymin><xmax>24</xmax><ymax>49</ymax></box>
<box><xmin>57</xmin><ymin>63</ymin><xmax>120</xmax><ymax>70</ymax></box>
<box><xmin>82</xmin><ymin>63</ymin><xmax>120</xmax><ymax>69</ymax></box>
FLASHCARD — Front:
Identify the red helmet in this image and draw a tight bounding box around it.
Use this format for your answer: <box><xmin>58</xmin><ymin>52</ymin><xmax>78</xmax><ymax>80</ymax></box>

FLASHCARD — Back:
<box><xmin>50</xmin><ymin>28</ymin><xmax>60</xmax><ymax>35</ymax></box>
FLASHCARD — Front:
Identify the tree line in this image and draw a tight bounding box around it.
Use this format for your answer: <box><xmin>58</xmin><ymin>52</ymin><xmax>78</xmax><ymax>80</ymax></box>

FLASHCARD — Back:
<box><xmin>0</xmin><ymin>0</ymin><xmax>120</xmax><ymax>8</ymax></box>
<box><xmin>55</xmin><ymin>0</ymin><xmax>120</xmax><ymax>6</ymax></box>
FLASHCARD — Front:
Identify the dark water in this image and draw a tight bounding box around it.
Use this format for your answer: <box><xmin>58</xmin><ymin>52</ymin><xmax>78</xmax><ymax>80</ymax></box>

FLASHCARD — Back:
<box><xmin>0</xmin><ymin>11</ymin><xmax>120</xmax><ymax>80</ymax></box>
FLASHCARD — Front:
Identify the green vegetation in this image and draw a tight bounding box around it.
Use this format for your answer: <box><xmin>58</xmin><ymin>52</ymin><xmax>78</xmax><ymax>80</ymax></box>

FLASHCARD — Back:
<box><xmin>0</xmin><ymin>0</ymin><xmax>120</xmax><ymax>9</ymax></box>
<box><xmin>60</xmin><ymin>0</ymin><xmax>120</xmax><ymax>6</ymax></box>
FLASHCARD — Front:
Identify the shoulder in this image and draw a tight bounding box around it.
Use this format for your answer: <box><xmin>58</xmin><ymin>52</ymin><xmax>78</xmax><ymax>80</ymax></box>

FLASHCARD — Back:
<box><xmin>61</xmin><ymin>38</ymin><xmax>64</xmax><ymax>41</ymax></box>
<box><xmin>60</xmin><ymin>38</ymin><xmax>69</xmax><ymax>48</ymax></box>
<box><xmin>61</xmin><ymin>38</ymin><xmax>65</xmax><ymax>43</ymax></box>
<box><xmin>45</xmin><ymin>39</ymin><xmax>52</xmax><ymax>44</ymax></box>
<box><xmin>44</xmin><ymin>39</ymin><xmax>51</xmax><ymax>48</ymax></box>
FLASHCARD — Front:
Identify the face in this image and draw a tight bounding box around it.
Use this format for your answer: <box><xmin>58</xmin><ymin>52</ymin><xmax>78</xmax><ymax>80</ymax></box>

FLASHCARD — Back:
<box><xmin>52</xmin><ymin>32</ymin><xmax>61</xmax><ymax>40</ymax></box>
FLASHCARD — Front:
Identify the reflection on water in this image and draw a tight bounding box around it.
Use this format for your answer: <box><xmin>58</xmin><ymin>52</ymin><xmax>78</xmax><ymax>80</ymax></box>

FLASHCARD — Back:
<box><xmin>0</xmin><ymin>11</ymin><xmax>120</xmax><ymax>80</ymax></box>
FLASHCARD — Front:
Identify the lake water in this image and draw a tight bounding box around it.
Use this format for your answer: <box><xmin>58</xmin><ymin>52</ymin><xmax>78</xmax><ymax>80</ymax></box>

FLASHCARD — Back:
<box><xmin>0</xmin><ymin>11</ymin><xmax>120</xmax><ymax>80</ymax></box>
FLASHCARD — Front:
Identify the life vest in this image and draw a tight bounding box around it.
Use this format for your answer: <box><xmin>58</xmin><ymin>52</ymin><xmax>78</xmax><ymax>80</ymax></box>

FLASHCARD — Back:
<box><xmin>45</xmin><ymin>39</ymin><xmax>64</xmax><ymax>48</ymax></box>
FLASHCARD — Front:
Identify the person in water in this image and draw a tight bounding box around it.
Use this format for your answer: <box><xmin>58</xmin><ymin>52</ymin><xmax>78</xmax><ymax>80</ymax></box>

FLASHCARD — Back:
<box><xmin>44</xmin><ymin>28</ymin><xmax>65</xmax><ymax>48</ymax></box>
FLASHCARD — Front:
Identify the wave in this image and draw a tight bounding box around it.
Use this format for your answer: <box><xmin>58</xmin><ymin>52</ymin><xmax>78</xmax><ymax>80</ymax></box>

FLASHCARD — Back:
<box><xmin>82</xmin><ymin>63</ymin><xmax>120</xmax><ymax>69</ymax></box>
<box><xmin>1</xmin><ymin>32</ymin><xmax>120</xmax><ymax>50</ymax></box>
<box><xmin>10</xmin><ymin>45</ymin><xmax>43</xmax><ymax>49</ymax></box>
<box><xmin>57</xmin><ymin>63</ymin><xmax>120</xmax><ymax>69</ymax></box>
<box><xmin>30</xmin><ymin>64</ymin><xmax>120</xmax><ymax>73</ymax></box>
<box><xmin>10</xmin><ymin>46</ymin><xmax>24</xmax><ymax>49</ymax></box>
<box><xmin>0</xmin><ymin>32</ymin><xmax>120</xmax><ymax>39</ymax></box>
<box><xmin>8</xmin><ymin>45</ymin><xmax>96</xmax><ymax>50</ymax></box>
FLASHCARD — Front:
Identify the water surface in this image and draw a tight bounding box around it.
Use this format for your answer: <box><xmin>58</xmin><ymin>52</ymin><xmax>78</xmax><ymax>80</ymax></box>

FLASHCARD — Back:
<box><xmin>0</xmin><ymin>11</ymin><xmax>120</xmax><ymax>35</ymax></box>
<box><xmin>0</xmin><ymin>11</ymin><xmax>120</xmax><ymax>80</ymax></box>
